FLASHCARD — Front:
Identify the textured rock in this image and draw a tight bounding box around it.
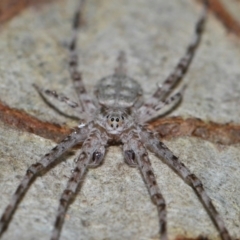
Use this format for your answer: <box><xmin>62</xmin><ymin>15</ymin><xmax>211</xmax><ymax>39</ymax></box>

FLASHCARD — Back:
<box><xmin>0</xmin><ymin>0</ymin><xmax>239</xmax><ymax>239</ymax></box>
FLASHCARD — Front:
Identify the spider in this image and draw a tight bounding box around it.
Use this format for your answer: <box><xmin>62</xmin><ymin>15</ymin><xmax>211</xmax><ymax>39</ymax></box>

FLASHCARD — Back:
<box><xmin>0</xmin><ymin>0</ymin><xmax>233</xmax><ymax>240</ymax></box>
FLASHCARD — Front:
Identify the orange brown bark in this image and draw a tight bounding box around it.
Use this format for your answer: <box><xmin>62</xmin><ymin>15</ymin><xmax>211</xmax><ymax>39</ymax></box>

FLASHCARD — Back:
<box><xmin>1</xmin><ymin>101</ymin><xmax>240</xmax><ymax>145</ymax></box>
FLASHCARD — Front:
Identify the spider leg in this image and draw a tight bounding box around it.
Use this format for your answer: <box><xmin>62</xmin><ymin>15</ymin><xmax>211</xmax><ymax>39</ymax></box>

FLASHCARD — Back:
<box><xmin>138</xmin><ymin>85</ymin><xmax>186</xmax><ymax>122</ymax></box>
<box><xmin>0</xmin><ymin>124</ymin><xmax>89</xmax><ymax>236</ymax></box>
<box><xmin>138</xmin><ymin>2</ymin><xmax>207</xmax><ymax>116</ymax></box>
<box><xmin>51</xmin><ymin>126</ymin><xmax>108</xmax><ymax>240</ymax></box>
<box><xmin>154</xmin><ymin>85</ymin><xmax>186</xmax><ymax>111</ymax></box>
<box><xmin>124</xmin><ymin>149</ymin><xmax>138</xmax><ymax>167</ymax></box>
<box><xmin>33</xmin><ymin>84</ymin><xmax>80</xmax><ymax>109</ymax></box>
<box><xmin>140</xmin><ymin>128</ymin><xmax>232</xmax><ymax>240</ymax></box>
<box><xmin>152</xmin><ymin>2</ymin><xmax>207</xmax><ymax>100</ymax></box>
<box><xmin>68</xmin><ymin>0</ymin><xmax>96</xmax><ymax>114</ymax></box>
<box><xmin>121</xmin><ymin>129</ymin><xmax>167</xmax><ymax>240</ymax></box>
<box><xmin>87</xmin><ymin>149</ymin><xmax>105</xmax><ymax>168</ymax></box>
<box><xmin>114</xmin><ymin>51</ymin><xmax>127</xmax><ymax>76</ymax></box>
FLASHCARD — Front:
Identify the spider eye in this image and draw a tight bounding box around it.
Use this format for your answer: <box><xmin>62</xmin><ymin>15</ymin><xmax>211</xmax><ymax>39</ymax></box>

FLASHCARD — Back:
<box><xmin>106</xmin><ymin>114</ymin><xmax>124</xmax><ymax>131</ymax></box>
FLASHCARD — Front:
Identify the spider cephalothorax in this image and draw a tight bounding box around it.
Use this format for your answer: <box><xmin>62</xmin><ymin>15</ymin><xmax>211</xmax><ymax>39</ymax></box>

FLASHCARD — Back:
<box><xmin>99</xmin><ymin>107</ymin><xmax>139</xmax><ymax>136</ymax></box>
<box><xmin>0</xmin><ymin>1</ymin><xmax>233</xmax><ymax>240</ymax></box>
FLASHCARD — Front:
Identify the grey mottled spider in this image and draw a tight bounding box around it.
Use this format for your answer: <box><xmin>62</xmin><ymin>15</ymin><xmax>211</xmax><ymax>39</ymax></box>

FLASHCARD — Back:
<box><xmin>0</xmin><ymin>0</ymin><xmax>233</xmax><ymax>240</ymax></box>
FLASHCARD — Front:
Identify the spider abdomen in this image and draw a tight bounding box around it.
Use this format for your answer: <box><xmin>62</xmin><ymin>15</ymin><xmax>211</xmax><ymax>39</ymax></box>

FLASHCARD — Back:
<box><xmin>96</xmin><ymin>75</ymin><xmax>143</xmax><ymax>107</ymax></box>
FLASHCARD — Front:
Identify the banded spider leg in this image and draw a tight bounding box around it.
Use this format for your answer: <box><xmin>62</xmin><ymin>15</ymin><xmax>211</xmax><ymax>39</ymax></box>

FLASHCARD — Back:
<box><xmin>0</xmin><ymin>124</ymin><xmax>89</xmax><ymax>235</ymax></box>
<box><xmin>140</xmin><ymin>127</ymin><xmax>232</xmax><ymax>240</ymax></box>
<box><xmin>51</xmin><ymin>126</ymin><xmax>108</xmax><ymax>240</ymax></box>
<box><xmin>138</xmin><ymin>0</ymin><xmax>208</xmax><ymax>122</ymax></box>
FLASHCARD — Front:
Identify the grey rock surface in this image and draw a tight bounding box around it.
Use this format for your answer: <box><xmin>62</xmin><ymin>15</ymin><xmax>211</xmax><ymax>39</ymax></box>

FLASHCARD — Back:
<box><xmin>0</xmin><ymin>0</ymin><xmax>239</xmax><ymax>240</ymax></box>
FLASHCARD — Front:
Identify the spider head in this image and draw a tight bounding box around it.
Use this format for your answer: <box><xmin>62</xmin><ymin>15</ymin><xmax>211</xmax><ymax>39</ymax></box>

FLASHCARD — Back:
<box><xmin>100</xmin><ymin>108</ymin><xmax>131</xmax><ymax>135</ymax></box>
<box><xmin>106</xmin><ymin>113</ymin><xmax>125</xmax><ymax>133</ymax></box>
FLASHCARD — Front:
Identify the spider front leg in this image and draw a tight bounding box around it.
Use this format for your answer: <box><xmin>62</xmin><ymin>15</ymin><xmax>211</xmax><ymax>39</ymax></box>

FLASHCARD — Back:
<box><xmin>121</xmin><ymin>129</ymin><xmax>167</xmax><ymax>240</ymax></box>
<box><xmin>0</xmin><ymin>124</ymin><xmax>89</xmax><ymax>237</ymax></box>
<box><xmin>51</xmin><ymin>126</ymin><xmax>108</xmax><ymax>240</ymax></box>
<box><xmin>140</xmin><ymin>128</ymin><xmax>232</xmax><ymax>240</ymax></box>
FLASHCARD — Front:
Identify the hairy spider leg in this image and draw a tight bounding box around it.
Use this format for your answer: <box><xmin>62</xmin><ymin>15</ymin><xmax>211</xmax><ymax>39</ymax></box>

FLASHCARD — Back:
<box><xmin>141</xmin><ymin>127</ymin><xmax>232</xmax><ymax>240</ymax></box>
<box><xmin>138</xmin><ymin>2</ymin><xmax>207</xmax><ymax>119</ymax></box>
<box><xmin>0</xmin><ymin>125</ymin><xmax>89</xmax><ymax>236</ymax></box>
<box><xmin>51</xmin><ymin>126</ymin><xmax>108</xmax><ymax>240</ymax></box>
<box><xmin>139</xmin><ymin>85</ymin><xmax>186</xmax><ymax>122</ymax></box>
<box><xmin>33</xmin><ymin>84</ymin><xmax>80</xmax><ymax>109</ymax></box>
<box><xmin>68</xmin><ymin>0</ymin><xmax>96</xmax><ymax>114</ymax></box>
<box><xmin>122</xmin><ymin>129</ymin><xmax>167</xmax><ymax>240</ymax></box>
